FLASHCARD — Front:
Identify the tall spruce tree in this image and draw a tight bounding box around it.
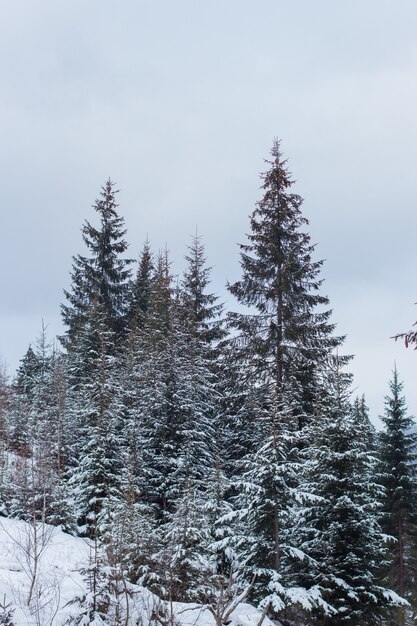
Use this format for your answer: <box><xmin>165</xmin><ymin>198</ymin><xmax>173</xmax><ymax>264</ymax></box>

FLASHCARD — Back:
<box><xmin>228</xmin><ymin>139</ymin><xmax>344</xmax><ymax>429</ymax></box>
<box><xmin>379</xmin><ymin>367</ymin><xmax>417</xmax><ymax>623</ymax></box>
<box><xmin>61</xmin><ymin>179</ymin><xmax>132</xmax><ymax>356</ymax></box>
<box><xmin>352</xmin><ymin>394</ymin><xmax>376</xmax><ymax>450</ymax></box>
<box><xmin>134</xmin><ymin>248</ymin><xmax>178</xmax><ymax>520</ymax></box>
<box><xmin>128</xmin><ymin>238</ymin><xmax>154</xmax><ymax>332</ymax></box>
<box><xmin>181</xmin><ymin>233</ymin><xmax>224</xmax><ymax>346</ymax></box>
<box><xmin>297</xmin><ymin>362</ymin><xmax>403</xmax><ymax>625</ymax></box>
<box><xmin>0</xmin><ymin>362</ymin><xmax>10</xmax><ymax>516</ymax></box>
<box><xmin>227</xmin><ymin>140</ymin><xmax>344</xmax><ymax>618</ymax></box>
<box><xmin>69</xmin><ymin>301</ymin><xmax>125</xmax><ymax>537</ymax></box>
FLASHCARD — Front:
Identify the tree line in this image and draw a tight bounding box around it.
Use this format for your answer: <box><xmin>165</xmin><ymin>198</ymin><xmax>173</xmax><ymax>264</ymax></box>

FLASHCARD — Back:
<box><xmin>0</xmin><ymin>140</ymin><xmax>416</xmax><ymax>625</ymax></box>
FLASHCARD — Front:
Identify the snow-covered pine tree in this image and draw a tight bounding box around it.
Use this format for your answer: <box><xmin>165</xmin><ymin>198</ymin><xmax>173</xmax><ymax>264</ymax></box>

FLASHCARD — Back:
<box><xmin>117</xmin><ymin>240</ymin><xmax>155</xmax><ymax>529</ymax></box>
<box><xmin>159</xmin><ymin>311</ymin><xmax>217</xmax><ymax>600</ymax></box>
<box><xmin>297</xmin><ymin>361</ymin><xmax>404</xmax><ymax>625</ymax></box>
<box><xmin>352</xmin><ymin>394</ymin><xmax>376</xmax><ymax>451</ymax></box>
<box><xmin>60</xmin><ymin>184</ymin><xmax>133</xmax><ymax>530</ymax></box>
<box><xmin>159</xmin><ymin>235</ymin><xmax>227</xmax><ymax>601</ymax></box>
<box><xmin>100</xmin><ymin>295</ymin><xmax>158</xmax><ymax>585</ymax></box>
<box><xmin>0</xmin><ymin>362</ymin><xmax>11</xmax><ymax>516</ymax></box>
<box><xmin>7</xmin><ymin>325</ymin><xmax>74</xmax><ymax>528</ymax></box>
<box><xmin>127</xmin><ymin>249</ymin><xmax>185</xmax><ymax>597</ymax></box>
<box><xmin>9</xmin><ymin>346</ymin><xmax>39</xmax><ymax>456</ymax></box>
<box><xmin>6</xmin><ymin>329</ymin><xmax>55</xmax><ymax>522</ymax></box>
<box><xmin>133</xmin><ymin>248</ymin><xmax>179</xmax><ymax>521</ymax></box>
<box><xmin>26</xmin><ymin>325</ymin><xmax>60</xmax><ymax>523</ymax></box>
<box><xmin>227</xmin><ymin>140</ymin><xmax>343</xmax><ymax>617</ymax></box>
<box><xmin>228</xmin><ymin>139</ymin><xmax>344</xmax><ymax>430</ymax></box>
<box><xmin>379</xmin><ymin>367</ymin><xmax>417</xmax><ymax>623</ymax></box>
<box><xmin>69</xmin><ymin>300</ymin><xmax>125</xmax><ymax>538</ymax></box>
<box><xmin>133</xmin><ymin>240</ymin><xmax>227</xmax><ymax>602</ymax></box>
<box><xmin>61</xmin><ymin>179</ymin><xmax>133</xmax><ymax>360</ymax></box>
<box><xmin>14</xmin><ymin>346</ymin><xmax>40</xmax><ymax>400</ymax></box>
<box><xmin>232</xmin><ymin>383</ymin><xmax>325</xmax><ymax>622</ymax></box>
<box><xmin>181</xmin><ymin>233</ymin><xmax>224</xmax><ymax>347</ymax></box>
<box><xmin>128</xmin><ymin>238</ymin><xmax>154</xmax><ymax>332</ymax></box>
<box><xmin>0</xmin><ymin>595</ymin><xmax>15</xmax><ymax>626</ymax></box>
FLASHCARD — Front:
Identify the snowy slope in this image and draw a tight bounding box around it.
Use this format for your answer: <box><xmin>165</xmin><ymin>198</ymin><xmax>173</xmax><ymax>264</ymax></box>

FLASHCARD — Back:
<box><xmin>0</xmin><ymin>517</ymin><xmax>276</xmax><ymax>626</ymax></box>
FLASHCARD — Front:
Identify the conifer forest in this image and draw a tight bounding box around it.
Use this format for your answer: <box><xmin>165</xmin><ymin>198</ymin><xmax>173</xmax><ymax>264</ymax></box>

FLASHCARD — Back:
<box><xmin>0</xmin><ymin>140</ymin><xmax>416</xmax><ymax>626</ymax></box>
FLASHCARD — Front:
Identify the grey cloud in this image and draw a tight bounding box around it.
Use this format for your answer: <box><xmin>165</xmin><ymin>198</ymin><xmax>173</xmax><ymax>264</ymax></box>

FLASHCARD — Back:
<box><xmin>1</xmin><ymin>0</ymin><xmax>417</xmax><ymax>424</ymax></box>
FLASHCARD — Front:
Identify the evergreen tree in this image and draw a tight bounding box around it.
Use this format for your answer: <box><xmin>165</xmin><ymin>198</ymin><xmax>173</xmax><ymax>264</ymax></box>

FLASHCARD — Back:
<box><xmin>181</xmin><ymin>233</ymin><xmax>224</xmax><ymax>346</ymax></box>
<box><xmin>379</xmin><ymin>367</ymin><xmax>417</xmax><ymax>623</ymax></box>
<box><xmin>9</xmin><ymin>346</ymin><xmax>39</xmax><ymax>457</ymax></box>
<box><xmin>14</xmin><ymin>346</ymin><xmax>40</xmax><ymax>400</ymax></box>
<box><xmin>162</xmin><ymin>237</ymin><xmax>225</xmax><ymax>600</ymax></box>
<box><xmin>128</xmin><ymin>238</ymin><xmax>154</xmax><ymax>331</ymax></box>
<box><xmin>61</xmin><ymin>179</ymin><xmax>132</xmax><ymax>356</ymax></box>
<box><xmin>69</xmin><ymin>301</ymin><xmax>125</xmax><ymax>537</ymax></box>
<box><xmin>297</xmin><ymin>363</ymin><xmax>404</xmax><ymax>625</ymax></box>
<box><xmin>228</xmin><ymin>139</ymin><xmax>344</xmax><ymax>428</ymax></box>
<box><xmin>9</xmin><ymin>326</ymin><xmax>74</xmax><ymax>527</ymax></box>
<box><xmin>352</xmin><ymin>394</ymin><xmax>376</xmax><ymax>450</ymax></box>
<box><xmin>134</xmin><ymin>249</ymin><xmax>179</xmax><ymax>519</ymax></box>
<box><xmin>233</xmin><ymin>386</ymin><xmax>325</xmax><ymax>622</ymax></box>
<box><xmin>0</xmin><ymin>363</ymin><xmax>11</xmax><ymax>516</ymax></box>
<box><xmin>0</xmin><ymin>595</ymin><xmax>15</xmax><ymax>626</ymax></box>
<box><xmin>226</xmin><ymin>140</ymin><xmax>344</xmax><ymax>617</ymax></box>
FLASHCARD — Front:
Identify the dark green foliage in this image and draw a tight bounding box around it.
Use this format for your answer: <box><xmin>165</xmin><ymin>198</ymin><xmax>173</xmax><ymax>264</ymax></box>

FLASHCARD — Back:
<box><xmin>14</xmin><ymin>346</ymin><xmax>40</xmax><ymax>400</ymax></box>
<box><xmin>181</xmin><ymin>233</ymin><xmax>224</xmax><ymax>346</ymax></box>
<box><xmin>61</xmin><ymin>179</ymin><xmax>132</xmax><ymax>356</ymax></box>
<box><xmin>352</xmin><ymin>394</ymin><xmax>376</xmax><ymax>451</ymax></box>
<box><xmin>298</xmin><ymin>364</ymin><xmax>402</xmax><ymax>625</ymax></box>
<box><xmin>226</xmin><ymin>141</ymin><xmax>347</xmax><ymax>619</ymax></box>
<box><xmin>69</xmin><ymin>302</ymin><xmax>125</xmax><ymax>537</ymax></box>
<box><xmin>228</xmin><ymin>139</ymin><xmax>345</xmax><ymax>428</ymax></box>
<box><xmin>379</xmin><ymin>368</ymin><xmax>417</xmax><ymax>621</ymax></box>
<box><xmin>128</xmin><ymin>238</ymin><xmax>154</xmax><ymax>331</ymax></box>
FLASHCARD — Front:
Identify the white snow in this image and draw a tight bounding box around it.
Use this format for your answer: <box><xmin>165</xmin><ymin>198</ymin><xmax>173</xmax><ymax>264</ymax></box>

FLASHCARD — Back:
<box><xmin>0</xmin><ymin>517</ymin><xmax>277</xmax><ymax>626</ymax></box>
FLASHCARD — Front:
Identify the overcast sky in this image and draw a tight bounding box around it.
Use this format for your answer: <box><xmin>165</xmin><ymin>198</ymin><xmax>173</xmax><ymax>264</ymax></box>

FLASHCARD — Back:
<box><xmin>1</xmin><ymin>0</ymin><xmax>417</xmax><ymax>426</ymax></box>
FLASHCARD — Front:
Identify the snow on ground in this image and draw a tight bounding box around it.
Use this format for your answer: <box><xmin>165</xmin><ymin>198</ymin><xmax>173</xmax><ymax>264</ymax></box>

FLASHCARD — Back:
<box><xmin>0</xmin><ymin>517</ymin><xmax>276</xmax><ymax>626</ymax></box>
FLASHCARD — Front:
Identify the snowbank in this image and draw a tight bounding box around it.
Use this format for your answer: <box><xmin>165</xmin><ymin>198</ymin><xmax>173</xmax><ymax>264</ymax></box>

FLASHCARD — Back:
<box><xmin>0</xmin><ymin>517</ymin><xmax>275</xmax><ymax>626</ymax></box>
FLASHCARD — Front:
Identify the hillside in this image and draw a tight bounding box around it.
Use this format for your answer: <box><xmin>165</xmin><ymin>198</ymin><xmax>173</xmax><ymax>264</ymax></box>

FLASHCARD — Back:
<box><xmin>0</xmin><ymin>517</ymin><xmax>275</xmax><ymax>626</ymax></box>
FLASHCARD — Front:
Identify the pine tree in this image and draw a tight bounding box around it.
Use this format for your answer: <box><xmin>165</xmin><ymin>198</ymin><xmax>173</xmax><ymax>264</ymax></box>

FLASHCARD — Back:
<box><xmin>69</xmin><ymin>301</ymin><xmax>125</xmax><ymax>538</ymax></box>
<box><xmin>9</xmin><ymin>346</ymin><xmax>39</xmax><ymax>457</ymax></box>
<box><xmin>233</xmin><ymin>387</ymin><xmax>324</xmax><ymax>621</ymax></box>
<box><xmin>297</xmin><ymin>362</ymin><xmax>404</xmax><ymax>625</ymax></box>
<box><xmin>0</xmin><ymin>363</ymin><xmax>11</xmax><ymax>516</ymax></box>
<box><xmin>0</xmin><ymin>595</ymin><xmax>15</xmax><ymax>626</ymax></box>
<box><xmin>160</xmin><ymin>236</ymin><xmax>225</xmax><ymax>601</ymax></box>
<box><xmin>6</xmin><ymin>343</ymin><xmax>46</xmax><ymax>515</ymax></box>
<box><xmin>60</xmin><ymin>183</ymin><xmax>133</xmax><ymax>528</ymax></box>
<box><xmin>133</xmin><ymin>249</ymin><xmax>179</xmax><ymax>519</ymax></box>
<box><xmin>226</xmin><ymin>140</ymin><xmax>344</xmax><ymax>617</ymax></box>
<box><xmin>14</xmin><ymin>346</ymin><xmax>40</xmax><ymax>400</ymax></box>
<box><xmin>181</xmin><ymin>233</ymin><xmax>224</xmax><ymax>346</ymax></box>
<box><xmin>9</xmin><ymin>326</ymin><xmax>74</xmax><ymax>527</ymax></box>
<box><xmin>61</xmin><ymin>179</ymin><xmax>132</xmax><ymax>357</ymax></box>
<box><xmin>160</xmin><ymin>313</ymin><xmax>217</xmax><ymax>600</ymax></box>
<box><xmin>228</xmin><ymin>139</ymin><xmax>344</xmax><ymax>429</ymax></box>
<box><xmin>352</xmin><ymin>394</ymin><xmax>376</xmax><ymax>450</ymax></box>
<box><xmin>379</xmin><ymin>367</ymin><xmax>417</xmax><ymax>623</ymax></box>
<box><xmin>128</xmin><ymin>238</ymin><xmax>154</xmax><ymax>331</ymax></box>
